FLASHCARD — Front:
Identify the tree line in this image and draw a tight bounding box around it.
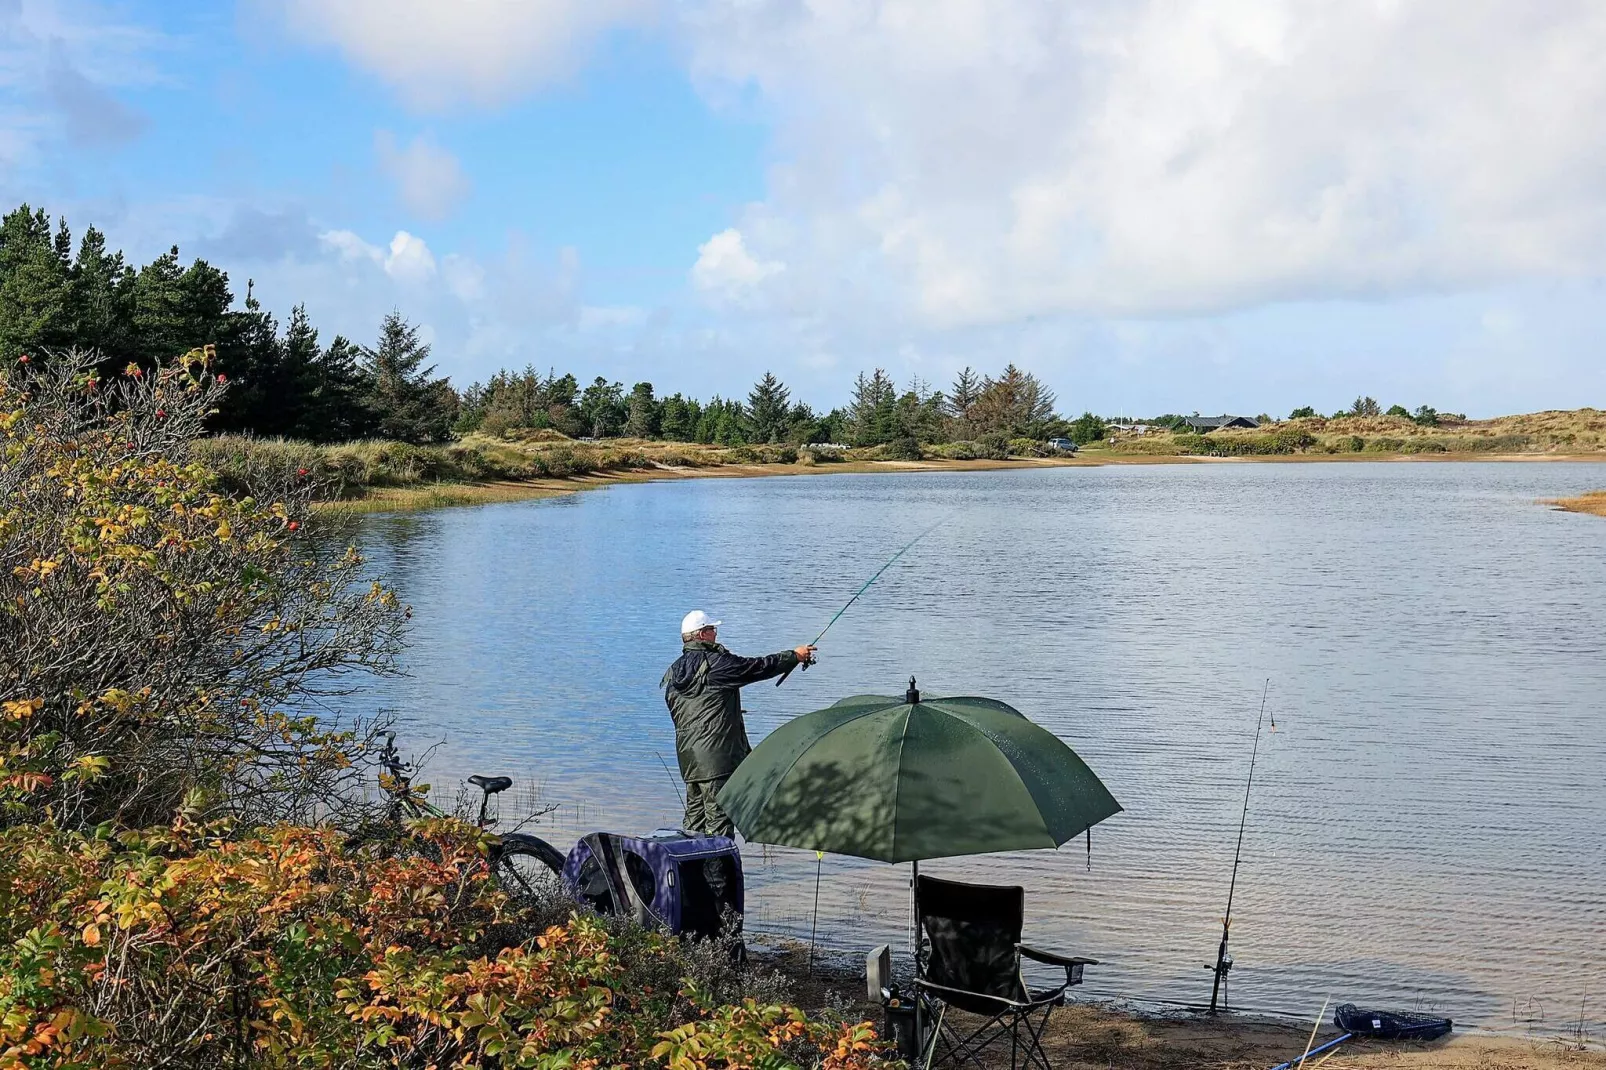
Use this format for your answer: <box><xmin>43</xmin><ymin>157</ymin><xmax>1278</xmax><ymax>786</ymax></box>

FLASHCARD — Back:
<box><xmin>2</xmin><ymin>203</ymin><xmax>1094</xmax><ymax>448</ymax></box>
<box><xmin>456</xmin><ymin>363</ymin><xmax>1078</xmax><ymax>447</ymax></box>
<box><xmin>1289</xmin><ymin>397</ymin><xmax>1465</xmax><ymax>426</ymax></box>
<box><xmin>0</xmin><ymin>204</ymin><xmax>459</xmax><ymax>444</ymax></box>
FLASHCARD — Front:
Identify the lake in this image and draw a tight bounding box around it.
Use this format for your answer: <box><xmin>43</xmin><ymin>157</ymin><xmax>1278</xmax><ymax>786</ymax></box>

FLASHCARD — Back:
<box><xmin>348</xmin><ymin>460</ymin><xmax>1606</xmax><ymax>1035</ymax></box>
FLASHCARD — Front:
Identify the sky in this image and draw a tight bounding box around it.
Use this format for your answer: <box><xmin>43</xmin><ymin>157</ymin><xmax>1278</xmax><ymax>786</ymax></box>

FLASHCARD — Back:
<box><xmin>4</xmin><ymin>0</ymin><xmax>1606</xmax><ymax>417</ymax></box>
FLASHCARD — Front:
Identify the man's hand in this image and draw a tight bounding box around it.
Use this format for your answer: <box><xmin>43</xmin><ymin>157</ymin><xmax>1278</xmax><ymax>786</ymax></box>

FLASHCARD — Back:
<box><xmin>794</xmin><ymin>645</ymin><xmax>817</xmax><ymax>665</ymax></box>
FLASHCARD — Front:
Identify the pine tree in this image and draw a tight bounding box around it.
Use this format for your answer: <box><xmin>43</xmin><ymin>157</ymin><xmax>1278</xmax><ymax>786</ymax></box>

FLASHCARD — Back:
<box><xmin>0</xmin><ymin>205</ymin><xmax>73</xmax><ymax>359</ymax></box>
<box><xmin>212</xmin><ymin>280</ymin><xmax>283</xmax><ymax>434</ymax></box>
<box><xmin>848</xmin><ymin>369</ymin><xmax>898</xmax><ymax>446</ymax></box>
<box><xmin>129</xmin><ymin>247</ymin><xmax>190</xmax><ymax>365</ymax></box>
<box><xmin>970</xmin><ymin>364</ymin><xmax>1058</xmax><ymax>438</ymax></box>
<box><xmin>948</xmin><ymin>367</ymin><xmax>981</xmax><ymax>436</ymax></box>
<box><xmin>785</xmin><ymin>401</ymin><xmax>819</xmax><ymax>444</ymax></box>
<box><xmin>310</xmin><ymin>336</ymin><xmax>374</xmax><ymax>441</ymax></box>
<box><xmin>624</xmin><ymin>382</ymin><xmax>660</xmax><ymax>438</ymax></box>
<box><xmin>660</xmin><ymin>393</ymin><xmax>696</xmax><ymax>441</ymax></box>
<box><xmin>579</xmin><ymin>377</ymin><xmax>627</xmax><ymax>438</ymax></box>
<box><xmin>361</xmin><ymin>312</ymin><xmax>455</xmax><ymax>444</ymax></box>
<box><xmin>746</xmin><ymin>372</ymin><xmax>791</xmax><ymax>444</ymax></box>
<box><xmin>68</xmin><ymin>226</ymin><xmax>133</xmax><ymax>360</ymax></box>
<box><xmin>277</xmin><ymin>306</ymin><xmax>372</xmax><ymax>442</ymax></box>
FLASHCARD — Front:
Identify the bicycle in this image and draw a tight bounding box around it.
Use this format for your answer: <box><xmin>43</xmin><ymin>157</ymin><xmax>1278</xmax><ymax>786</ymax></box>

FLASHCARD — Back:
<box><xmin>372</xmin><ymin>732</ymin><xmax>567</xmax><ymax>901</ymax></box>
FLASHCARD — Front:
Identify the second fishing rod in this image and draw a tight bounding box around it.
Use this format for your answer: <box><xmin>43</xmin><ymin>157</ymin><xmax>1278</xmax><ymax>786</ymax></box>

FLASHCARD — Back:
<box><xmin>1209</xmin><ymin>678</ymin><xmax>1276</xmax><ymax>1014</ymax></box>
<box><xmin>774</xmin><ymin>514</ymin><xmax>949</xmax><ymax>687</ymax></box>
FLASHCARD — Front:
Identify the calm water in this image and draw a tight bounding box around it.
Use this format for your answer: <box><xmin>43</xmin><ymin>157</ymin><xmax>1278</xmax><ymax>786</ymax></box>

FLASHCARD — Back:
<box><xmin>347</xmin><ymin>462</ymin><xmax>1606</xmax><ymax>1034</ymax></box>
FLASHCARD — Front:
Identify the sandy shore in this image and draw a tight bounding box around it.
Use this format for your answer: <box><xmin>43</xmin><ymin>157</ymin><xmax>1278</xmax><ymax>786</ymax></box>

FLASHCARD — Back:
<box><xmin>764</xmin><ymin>945</ymin><xmax>1603</xmax><ymax>1070</ymax></box>
<box><xmin>325</xmin><ymin>450</ymin><xmax>1606</xmax><ymax>513</ymax></box>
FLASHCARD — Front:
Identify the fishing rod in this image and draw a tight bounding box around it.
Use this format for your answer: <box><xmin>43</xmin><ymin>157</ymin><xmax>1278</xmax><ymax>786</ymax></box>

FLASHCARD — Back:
<box><xmin>1209</xmin><ymin>678</ymin><xmax>1275</xmax><ymax>1015</ymax></box>
<box><xmin>774</xmin><ymin>514</ymin><xmax>948</xmax><ymax>687</ymax></box>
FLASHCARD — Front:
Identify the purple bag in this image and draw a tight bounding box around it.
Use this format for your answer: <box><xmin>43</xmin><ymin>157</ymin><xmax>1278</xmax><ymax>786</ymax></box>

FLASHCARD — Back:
<box><xmin>562</xmin><ymin>830</ymin><xmax>743</xmax><ymax>938</ymax></box>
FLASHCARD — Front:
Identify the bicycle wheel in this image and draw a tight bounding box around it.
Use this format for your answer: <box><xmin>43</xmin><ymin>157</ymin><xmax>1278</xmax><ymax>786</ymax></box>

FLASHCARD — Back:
<box><xmin>491</xmin><ymin>833</ymin><xmax>567</xmax><ymax>901</ymax></box>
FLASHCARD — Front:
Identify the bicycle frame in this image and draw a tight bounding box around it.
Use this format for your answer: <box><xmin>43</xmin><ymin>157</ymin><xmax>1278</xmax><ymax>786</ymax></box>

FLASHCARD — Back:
<box><xmin>378</xmin><ymin>733</ymin><xmax>497</xmax><ymax>829</ymax></box>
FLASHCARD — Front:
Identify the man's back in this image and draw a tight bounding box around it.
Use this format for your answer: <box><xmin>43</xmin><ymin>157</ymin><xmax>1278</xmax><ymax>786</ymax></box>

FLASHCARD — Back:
<box><xmin>662</xmin><ymin>612</ymin><xmax>814</xmax><ymax>838</ymax></box>
<box><xmin>662</xmin><ymin>640</ymin><xmax>797</xmax><ymax>783</ymax></box>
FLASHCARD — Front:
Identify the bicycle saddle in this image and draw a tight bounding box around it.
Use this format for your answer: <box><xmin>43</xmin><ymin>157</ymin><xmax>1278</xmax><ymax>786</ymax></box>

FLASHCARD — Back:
<box><xmin>468</xmin><ymin>774</ymin><xmax>512</xmax><ymax>795</ymax></box>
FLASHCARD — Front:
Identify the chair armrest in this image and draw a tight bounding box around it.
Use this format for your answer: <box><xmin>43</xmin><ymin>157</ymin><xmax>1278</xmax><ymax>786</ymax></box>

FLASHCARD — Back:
<box><xmin>1018</xmin><ymin>945</ymin><xmax>1099</xmax><ymax>968</ymax></box>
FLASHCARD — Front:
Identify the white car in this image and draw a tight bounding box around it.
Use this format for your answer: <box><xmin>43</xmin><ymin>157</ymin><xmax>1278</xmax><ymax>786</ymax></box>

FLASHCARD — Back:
<box><xmin>1047</xmin><ymin>437</ymin><xmax>1078</xmax><ymax>453</ymax></box>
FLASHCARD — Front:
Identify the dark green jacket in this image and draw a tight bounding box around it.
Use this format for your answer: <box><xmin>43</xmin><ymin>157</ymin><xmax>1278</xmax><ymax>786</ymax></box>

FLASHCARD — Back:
<box><xmin>661</xmin><ymin>641</ymin><xmax>799</xmax><ymax>782</ymax></box>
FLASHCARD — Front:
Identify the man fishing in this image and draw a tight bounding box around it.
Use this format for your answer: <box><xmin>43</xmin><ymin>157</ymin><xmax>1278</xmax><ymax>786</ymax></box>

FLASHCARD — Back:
<box><xmin>662</xmin><ymin>610</ymin><xmax>816</xmax><ymax>838</ymax></box>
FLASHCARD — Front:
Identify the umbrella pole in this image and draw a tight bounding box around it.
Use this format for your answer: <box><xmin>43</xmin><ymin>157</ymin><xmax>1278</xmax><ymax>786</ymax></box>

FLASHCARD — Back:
<box><xmin>910</xmin><ymin>859</ymin><xmax>921</xmax><ymax>1059</ymax></box>
<box><xmin>807</xmin><ymin>852</ymin><xmax>823</xmax><ymax>975</ymax></box>
<box><xmin>909</xmin><ymin>859</ymin><xmax>920</xmax><ymax>964</ymax></box>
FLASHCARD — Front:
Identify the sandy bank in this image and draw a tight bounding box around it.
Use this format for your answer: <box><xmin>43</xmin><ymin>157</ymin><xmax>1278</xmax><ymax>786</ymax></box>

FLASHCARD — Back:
<box><xmin>765</xmin><ymin>945</ymin><xmax>1603</xmax><ymax>1070</ymax></box>
<box><xmin>324</xmin><ymin>450</ymin><xmax>1606</xmax><ymax>513</ymax></box>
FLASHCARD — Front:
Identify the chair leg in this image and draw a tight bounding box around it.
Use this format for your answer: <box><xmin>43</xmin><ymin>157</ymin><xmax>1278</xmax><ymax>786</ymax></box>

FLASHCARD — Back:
<box><xmin>928</xmin><ymin>1008</ymin><xmax>1010</xmax><ymax>1070</ymax></box>
<box><xmin>1020</xmin><ymin>1004</ymin><xmax>1055</xmax><ymax>1070</ymax></box>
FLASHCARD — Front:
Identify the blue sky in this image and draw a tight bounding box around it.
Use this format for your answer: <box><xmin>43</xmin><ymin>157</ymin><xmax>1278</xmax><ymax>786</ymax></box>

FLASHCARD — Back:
<box><xmin>5</xmin><ymin>0</ymin><xmax>1606</xmax><ymax>417</ymax></box>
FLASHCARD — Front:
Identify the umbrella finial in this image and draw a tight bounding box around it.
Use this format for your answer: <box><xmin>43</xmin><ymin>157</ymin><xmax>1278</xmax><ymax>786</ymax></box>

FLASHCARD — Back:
<box><xmin>906</xmin><ymin>676</ymin><xmax>920</xmax><ymax>705</ymax></box>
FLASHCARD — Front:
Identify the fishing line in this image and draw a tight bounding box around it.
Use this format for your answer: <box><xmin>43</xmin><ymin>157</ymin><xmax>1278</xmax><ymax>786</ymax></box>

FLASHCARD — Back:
<box><xmin>1209</xmin><ymin>678</ymin><xmax>1272</xmax><ymax>1015</ymax></box>
<box><xmin>654</xmin><ymin>750</ymin><xmax>685</xmax><ymax>809</ymax></box>
<box><xmin>775</xmin><ymin>513</ymin><xmax>950</xmax><ymax>687</ymax></box>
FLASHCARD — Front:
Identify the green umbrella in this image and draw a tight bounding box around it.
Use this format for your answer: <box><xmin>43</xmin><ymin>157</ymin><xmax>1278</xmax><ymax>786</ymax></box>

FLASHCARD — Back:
<box><xmin>718</xmin><ymin>681</ymin><xmax>1122</xmax><ymax>863</ymax></box>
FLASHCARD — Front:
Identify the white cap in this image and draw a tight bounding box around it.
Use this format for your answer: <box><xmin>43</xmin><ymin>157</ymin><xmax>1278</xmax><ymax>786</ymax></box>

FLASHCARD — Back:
<box><xmin>681</xmin><ymin>610</ymin><xmax>721</xmax><ymax>636</ymax></box>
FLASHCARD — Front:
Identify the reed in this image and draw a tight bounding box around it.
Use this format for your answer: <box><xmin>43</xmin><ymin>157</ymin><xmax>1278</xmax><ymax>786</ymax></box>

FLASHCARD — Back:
<box><xmin>1549</xmin><ymin>490</ymin><xmax>1606</xmax><ymax>517</ymax></box>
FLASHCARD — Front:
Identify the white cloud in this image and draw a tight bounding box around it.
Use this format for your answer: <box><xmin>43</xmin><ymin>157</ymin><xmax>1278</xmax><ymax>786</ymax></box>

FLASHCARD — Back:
<box><xmin>318</xmin><ymin>228</ymin><xmax>437</xmax><ymax>284</ymax></box>
<box><xmin>681</xmin><ymin>0</ymin><xmax>1606</xmax><ymax>324</ymax></box>
<box><xmin>272</xmin><ymin>0</ymin><xmax>650</xmax><ymax>109</ymax></box>
<box><xmin>375</xmin><ymin>130</ymin><xmax>470</xmax><ymax>219</ymax></box>
<box><xmin>691</xmin><ymin>227</ymin><xmax>784</xmax><ymax>300</ymax></box>
<box><xmin>384</xmin><ymin>230</ymin><xmax>437</xmax><ymax>284</ymax></box>
<box><xmin>319</xmin><ymin>228</ymin><xmax>381</xmax><ymax>264</ymax></box>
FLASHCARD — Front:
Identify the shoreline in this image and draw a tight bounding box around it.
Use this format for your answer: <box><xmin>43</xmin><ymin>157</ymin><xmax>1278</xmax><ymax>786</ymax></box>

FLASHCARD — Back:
<box><xmin>767</xmin><ymin>944</ymin><xmax>1604</xmax><ymax>1068</ymax></box>
<box><xmin>322</xmin><ymin>450</ymin><xmax>1606</xmax><ymax>514</ymax></box>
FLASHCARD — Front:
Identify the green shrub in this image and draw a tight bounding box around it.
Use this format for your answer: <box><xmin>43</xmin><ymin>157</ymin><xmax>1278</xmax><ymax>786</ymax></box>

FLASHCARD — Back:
<box><xmin>1478</xmin><ymin>434</ymin><xmax>1533</xmax><ymax>452</ymax></box>
<box><xmin>1162</xmin><ymin>429</ymin><xmax>1315</xmax><ymax>457</ymax></box>
<box><xmin>876</xmin><ymin>436</ymin><xmax>924</xmax><ymax>461</ymax></box>
<box><xmin>191</xmin><ymin>436</ymin><xmax>338</xmax><ymax>498</ymax></box>
<box><xmin>928</xmin><ymin>440</ymin><xmax>1007</xmax><ymax>461</ymax></box>
<box><xmin>1007</xmin><ymin>437</ymin><xmax>1044</xmax><ymax>457</ymax></box>
<box><xmin>531</xmin><ymin>445</ymin><xmax>588</xmax><ymax>478</ymax></box>
<box><xmin>798</xmin><ymin>446</ymin><xmax>843</xmax><ymax>464</ymax></box>
<box><xmin>1349</xmin><ymin>435</ymin><xmax>1365</xmax><ymax>452</ymax></box>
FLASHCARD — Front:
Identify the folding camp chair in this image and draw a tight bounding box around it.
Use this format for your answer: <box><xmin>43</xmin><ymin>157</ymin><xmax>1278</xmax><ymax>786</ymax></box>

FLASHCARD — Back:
<box><xmin>914</xmin><ymin>875</ymin><xmax>1097</xmax><ymax>1070</ymax></box>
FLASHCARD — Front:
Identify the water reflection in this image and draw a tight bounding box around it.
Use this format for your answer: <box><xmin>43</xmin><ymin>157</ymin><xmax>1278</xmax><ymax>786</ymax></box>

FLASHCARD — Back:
<box><xmin>348</xmin><ymin>462</ymin><xmax>1606</xmax><ymax>1033</ymax></box>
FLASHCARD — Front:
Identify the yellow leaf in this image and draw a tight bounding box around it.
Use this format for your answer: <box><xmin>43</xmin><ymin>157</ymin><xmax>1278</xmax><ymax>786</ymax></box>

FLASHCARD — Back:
<box><xmin>82</xmin><ymin>924</ymin><xmax>101</xmax><ymax>946</ymax></box>
<box><xmin>3</xmin><ymin>697</ymin><xmax>42</xmax><ymax>721</ymax></box>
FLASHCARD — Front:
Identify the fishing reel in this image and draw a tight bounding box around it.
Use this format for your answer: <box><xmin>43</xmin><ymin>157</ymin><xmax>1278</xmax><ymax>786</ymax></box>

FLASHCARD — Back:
<box><xmin>774</xmin><ymin>646</ymin><xmax>818</xmax><ymax>687</ymax></box>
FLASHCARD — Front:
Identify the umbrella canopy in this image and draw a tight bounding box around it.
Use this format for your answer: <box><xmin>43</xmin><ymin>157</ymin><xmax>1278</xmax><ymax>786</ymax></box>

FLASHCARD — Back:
<box><xmin>719</xmin><ymin>687</ymin><xmax>1122</xmax><ymax>863</ymax></box>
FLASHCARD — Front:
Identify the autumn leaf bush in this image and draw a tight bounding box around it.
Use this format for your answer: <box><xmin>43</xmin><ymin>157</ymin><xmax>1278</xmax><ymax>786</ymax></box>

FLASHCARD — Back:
<box><xmin>1</xmin><ymin>349</ymin><xmax>406</xmax><ymax>830</ymax></box>
<box><xmin>0</xmin><ymin>813</ymin><xmax>882</xmax><ymax>1069</ymax></box>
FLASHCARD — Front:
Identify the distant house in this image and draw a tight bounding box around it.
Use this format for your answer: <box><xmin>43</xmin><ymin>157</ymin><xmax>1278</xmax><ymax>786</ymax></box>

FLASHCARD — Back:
<box><xmin>1107</xmin><ymin>422</ymin><xmax>1156</xmax><ymax>436</ymax></box>
<box><xmin>1182</xmin><ymin>415</ymin><xmax>1260</xmax><ymax>433</ymax></box>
